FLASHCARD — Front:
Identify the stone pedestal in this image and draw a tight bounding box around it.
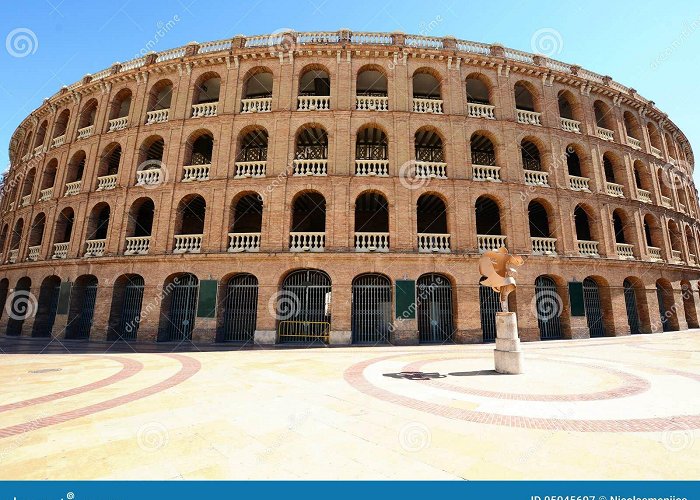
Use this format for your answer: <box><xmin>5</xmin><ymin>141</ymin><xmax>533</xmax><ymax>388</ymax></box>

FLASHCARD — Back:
<box><xmin>494</xmin><ymin>312</ymin><xmax>524</xmax><ymax>374</ymax></box>
<box><xmin>254</xmin><ymin>329</ymin><xmax>276</xmax><ymax>345</ymax></box>
<box><xmin>329</xmin><ymin>330</ymin><xmax>351</xmax><ymax>345</ymax></box>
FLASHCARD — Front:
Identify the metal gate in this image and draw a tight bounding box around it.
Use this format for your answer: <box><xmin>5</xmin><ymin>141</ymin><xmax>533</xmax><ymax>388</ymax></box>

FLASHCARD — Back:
<box><xmin>117</xmin><ymin>276</ymin><xmax>145</xmax><ymax>341</ymax></box>
<box><xmin>220</xmin><ymin>274</ymin><xmax>258</xmax><ymax>342</ymax></box>
<box><xmin>165</xmin><ymin>274</ymin><xmax>198</xmax><ymax>341</ymax></box>
<box><xmin>656</xmin><ymin>284</ymin><xmax>672</xmax><ymax>332</ymax></box>
<box><xmin>32</xmin><ymin>284</ymin><xmax>60</xmax><ymax>337</ymax></box>
<box><xmin>479</xmin><ymin>282</ymin><xmax>501</xmax><ymax>342</ymax></box>
<box><xmin>6</xmin><ymin>282</ymin><xmax>32</xmax><ymax>336</ymax></box>
<box><xmin>66</xmin><ymin>278</ymin><xmax>98</xmax><ymax>339</ymax></box>
<box><xmin>351</xmin><ymin>274</ymin><xmax>392</xmax><ymax>344</ymax></box>
<box><xmin>535</xmin><ymin>276</ymin><xmax>563</xmax><ymax>340</ymax></box>
<box><xmin>623</xmin><ymin>279</ymin><xmax>641</xmax><ymax>335</ymax></box>
<box><xmin>583</xmin><ymin>278</ymin><xmax>605</xmax><ymax>338</ymax></box>
<box><xmin>278</xmin><ymin>270</ymin><xmax>331</xmax><ymax>343</ymax></box>
<box><xmin>417</xmin><ymin>273</ymin><xmax>454</xmax><ymax>343</ymax></box>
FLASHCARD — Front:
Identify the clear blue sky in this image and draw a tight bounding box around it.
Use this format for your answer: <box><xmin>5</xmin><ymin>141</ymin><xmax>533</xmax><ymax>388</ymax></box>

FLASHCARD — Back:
<box><xmin>1</xmin><ymin>0</ymin><xmax>700</xmax><ymax>183</ymax></box>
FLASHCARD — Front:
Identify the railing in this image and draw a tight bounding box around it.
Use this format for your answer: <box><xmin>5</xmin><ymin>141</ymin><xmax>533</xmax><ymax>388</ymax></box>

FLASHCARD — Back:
<box><xmin>350</xmin><ymin>32</ymin><xmax>393</xmax><ymax>45</ymax></box>
<box><xmin>125</xmin><ymin>236</ymin><xmax>151</xmax><ymax>255</ymax></box>
<box><xmin>20</xmin><ymin>195</ymin><xmax>30</xmax><ymax>207</ymax></box>
<box><xmin>297</xmin><ymin>95</ymin><xmax>330</xmax><ymax>111</ymax></box>
<box><xmin>191</xmin><ymin>102</ymin><xmax>218</xmax><ymax>118</ymax></box>
<box><xmin>33</xmin><ymin>145</ymin><xmax>44</xmax><ymax>156</ymax></box>
<box><xmin>199</xmin><ymin>39</ymin><xmax>233</xmax><ymax>53</ymax></box>
<box><xmin>577</xmin><ymin>240</ymin><xmax>600</xmax><ymax>257</ymax></box>
<box><xmin>108</xmin><ymin>117</ymin><xmax>128</xmax><ymax>132</ymax></box>
<box><xmin>96</xmin><ymin>174</ymin><xmax>117</xmax><ymax>191</ymax></box>
<box><xmin>671</xmin><ymin>249</ymin><xmax>682</xmax><ymax>263</ymax></box>
<box><xmin>84</xmin><ymin>239</ymin><xmax>106</xmax><ymax>257</ymax></box>
<box><xmin>679</xmin><ymin>202</ymin><xmax>686</xmax><ymax>214</ymax></box>
<box><xmin>524</xmin><ymin>170</ymin><xmax>549</xmax><ymax>187</ymax></box>
<box><xmin>616</xmin><ymin>243</ymin><xmax>634</xmax><ymax>260</ymax></box>
<box><xmin>596</xmin><ymin>127</ymin><xmax>614</xmax><ymax>141</ymax></box>
<box><xmin>568</xmin><ymin>175</ymin><xmax>590</xmax><ymax>192</ymax></box>
<box><xmin>228</xmin><ymin>232</ymin><xmax>261</xmax><ymax>253</ymax></box>
<box><xmin>647</xmin><ymin>246</ymin><xmax>663</xmax><ymax>262</ymax></box>
<box><xmin>516</xmin><ymin>110</ymin><xmax>541</xmax><ymax>126</ymax></box>
<box><xmin>472</xmin><ymin>164</ymin><xmax>501</xmax><ymax>182</ymax></box>
<box><xmin>241</xmin><ymin>97</ymin><xmax>272</xmax><ymax>113</ymax></box>
<box><xmin>39</xmin><ymin>187</ymin><xmax>53</xmax><ymax>201</ymax></box>
<box><xmin>627</xmin><ymin>136</ymin><xmax>642</xmax><ymax>150</ymax></box>
<box><xmin>689</xmin><ymin>253</ymin><xmax>697</xmax><ymax>266</ymax></box>
<box><xmin>136</xmin><ymin>169</ymin><xmax>163</xmax><ymax>186</ymax></box>
<box><xmin>145</xmin><ymin>109</ymin><xmax>169</xmax><ymax>124</ymax></box>
<box><xmin>156</xmin><ymin>47</ymin><xmax>186</xmax><ymax>62</ymax></box>
<box><xmin>51</xmin><ymin>135</ymin><xmax>65</xmax><ymax>148</ymax></box>
<box><xmin>467</xmin><ymin>103</ymin><xmax>495</xmax><ymax>119</ymax></box>
<box><xmin>531</xmin><ymin>237</ymin><xmax>557</xmax><ymax>255</ymax></box>
<box><xmin>477</xmin><ymin>234</ymin><xmax>507</xmax><ymax>254</ymax></box>
<box><xmin>296</xmin><ymin>32</ymin><xmax>340</xmax><ymax>45</ymax></box>
<box><xmin>173</xmin><ymin>234</ymin><xmax>203</xmax><ymax>253</ymax></box>
<box><xmin>415</xmin><ymin>161</ymin><xmax>447</xmax><ymax>179</ymax></box>
<box><xmin>289</xmin><ymin>232</ymin><xmax>325</xmax><ymax>252</ymax></box>
<box><xmin>650</xmin><ymin>146</ymin><xmax>662</xmax><ymax>158</ymax></box>
<box><xmin>412</xmin><ymin>98</ymin><xmax>443</xmax><ymax>113</ymax></box>
<box><xmin>119</xmin><ymin>57</ymin><xmax>146</xmax><ymax>72</ymax></box>
<box><xmin>355</xmin><ymin>232</ymin><xmax>389</xmax><ymax>252</ymax></box>
<box><xmin>605</xmin><ymin>182</ymin><xmax>624</xmax><ymax>198</ymax></box>
<box><xmin>52</xmin><ymin>242</ymin><xmax>69</xmax><ymax>259</ymax></box>
<box><xmin>27</xmin><ymin>245</ymin><xmax>40</xmax><ymax>261</ymax></box>
<box><xmin>355</xmin><ymin>159</ymin><xmax>389</xmax><ymax>177</ymax></box>
<box><xmin>234</xmin><ymin>161</ymin><xmax>266</xmax><ymax>178</ymax></box>
<box><xmin>637</xmin><ymin>189</ymin><xmax>651</xmax><ymax>203</ymax></box>
<box><xmin>64</xmin><ymin>180</ymin><xmax>81</xmax><ymax>196</ymax></box>
<box><xmin>418</xmin><ymin>233</ymin><xmax>451</xmax><ymax>253</ymax></box>
<box><xmin>356</xmin><ymin>95</ymin><xmax>388</xmax><ymax>111</ymax></box>
<box><xmin>560</xmin><ymin>117</ymin><xmax>581</xmax><ymax>133</ymax></box>
<box><xmin>77</xmin><ymin>125</ymin><xmax>94</xmax><ymax>140</ymax></box>
<box><xmin>182</xmin><ymin>164</ymin><xmax>210</xmax><ymax>182</ymax></box>
<box><xmin>8</xmin><ymin>249</ymin><xmax>18</xmax><ymax>264</ymax></box>
<box><xmin>405</xmin><ymin>35</ymin><xmax>443</xmax><ymax>49</ymax></box>
<box><xmin>661</xmin><ymin>195</ymin><xmax>673</xmax><ymax>209</ymax></box>
<box><xmin>293</xmin><ymin>159</ymin><xmax>327</xmax><ymax>176</ymax></box>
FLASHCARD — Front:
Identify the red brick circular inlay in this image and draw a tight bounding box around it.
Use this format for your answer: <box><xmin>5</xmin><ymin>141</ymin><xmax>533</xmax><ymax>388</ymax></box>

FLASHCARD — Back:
<box><xmin>344</xmin><ymin>354</ymin><xmax>700</xmax><ymax>432</ymax></box>
<box><xmin>0</xmin><ymin>354</ymin><xmax>200</xmax><ymax>439</ymax></box>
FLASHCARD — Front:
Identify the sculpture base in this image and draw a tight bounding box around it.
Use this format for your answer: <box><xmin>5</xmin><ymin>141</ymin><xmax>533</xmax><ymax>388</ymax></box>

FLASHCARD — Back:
<box><xmin>494</xmin><ymin>312</ymin><xmax>524</xmax><ymax>374</ymax></box>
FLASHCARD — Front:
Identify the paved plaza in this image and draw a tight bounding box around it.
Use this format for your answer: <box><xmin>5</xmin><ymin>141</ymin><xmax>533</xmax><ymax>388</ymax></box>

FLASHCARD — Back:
<box><xmin>0</xmin><ymin>331</ymin><xmax>698</xmax><ymax>479</ymax></box>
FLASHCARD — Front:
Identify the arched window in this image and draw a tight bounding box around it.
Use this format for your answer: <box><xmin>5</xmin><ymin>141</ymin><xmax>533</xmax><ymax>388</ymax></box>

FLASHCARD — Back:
<box><xmin>66</xmin><ymin>275</ymin><xmax>99</xmax><ymax>339</ymax></box>
<box><xmin>28</xmin><ymin>212</ymin><xmax>45</xmax><ymax>252</ymax></box>
<box><xmin>191</xmin><ymin>73</ymin><xmax>220</xmax><ymax>118</ymax></box>
<box><xmin>52</xmin><ymin>110</ymin><xmax>70</xmax><ymax>141</ymax></box>
<box><xmin>35</xmin><ymin>121</ymin><xmax>48</xmax><ymax>149</ymax></box>
<box><xmin>108</xmin><ymin>88</ymin><xmax>131</xmax><ymax>130</ymax></box>
<box><xmin>412</xmin><ymin>70</ymin><xmax>442</xmax><ymax>113</ymax></box>
<box><xmin>475</xmin><ymin>196</ymin><xmax>504</xmax><ymax>253</ymax></box>
<box><xmin>417</xmin><ymin>194</ymin><xmax>449</xmax><ymax>253</ymax></box>
<box><xmin>97</xmin><ymin>143</ymin><xmax>121</xmax><ymax>190</ymax></box>
<box><xmin>355</xmin><ymin>125</ymin><xmax>388</xmax><ymax>176</ymax></box>
<box><xmin>574</xmin><ymin>205</ymin><xmax>599</xmax><ymax>256</ymax></box>
<box><xmin>146</xmin><ymin>80</ymin><xmax>172</xmax><ymax>123</ymax></box>
<box><xmin>241</xmin><ymin>68</ymin><xmax>273</xmax><ymax>112</ymax></box>
<box><xmin>356</xmin><ymin>67</ymin><xmax>388</xmax><ymax>111</ymax></box>
<box><xmin>40</xmin><ymin>159</ymin><xmax>57</xmax><ymax>194</ymax></box>
<box><xmin>529</xmin><ymin>200</ymin><xmax>555</xmax><ymax>255</ymax></box>
<box><xmin>294</xmin><ymin>126</ymin><xmax>328</xmax><ymax>176</ymax></box>
<box><xmin>184</xmin><ymin>131</ymin><xmax>214</xmax><ymax>172</ymax></box>
<box><xmin>354</xmin><ymin>191</ymin><xmax>389</xmax><ymax>252</ymax></box>
<box><xmin>520</xmin><ymin>139</ymin><xmax>541</xmax><ymax>171</ymax></box>
<box><xmin>593</xmin><ymin>100</ymin><xmax>614</xmax><ymax>138</ymax></box>
<box><xmin>415</xmin><ymin>128</ymin><xmax>445</xmax><ymax>168</ymax></box>
<box><xmin>290</xmin><ymin>192</ymin><xmax>326</xmax><ymax>252</ymax></box>
<box><xmin>77</xmin><ymin>99</ymin><xmax>98</xmax><ymax>134</ymax></box>
<box><xmin>235</xmin><ymin>128</ymin><xmax>268</xmax><ymax>178</ymax></box>
<box><xmin>228</xmin><ymin>194</ymin><xmax>263</xmax><ymax>253</ymax></box>
<box><xmin>298</xmin><ymin>67</ymin><xmax>330</xmax><ymax>110</ymax></box>
<box><xmin>646</xmin><ymin>122</ymin><xmax>663</xmax><ymax>154</ymax></box>
<box><xmin>514</xmin><ymin>82</ymin><xmax>536</xmax><ymax>112</ymax></box>
<box><xmin>466</xmin><ymin>74</ymin><xmax>490</xmax><ymax>105</ymax></box>
<box><xmin>159</xmin><ymin>273</ymin><xmax>199</xmax><ymax>341</ymax></box>
<box><xmin>470</xmin><ymin>133</ymin><xmax>496</xmax><ymax>166</ymax></box>
<box><xmin>66</xmin><ymin>150</ymin><xmax>87</xmax><ymax>183</ymax></box>
<box><xmin>174</xmin><ymin>195</ymin><xmax>206</xmax><ymax>253</ymax></box>
<box><xmin>125</xmin><ymin>198</ymin><xmax>154</xmax><ymax>255</ymax></box>
<box><xmin>557</xmin><ymin>90</ymin><xmax>579</xmax><ymax>122</ymax></box>
<box><xmin>86</xmin><ymin>203</ymin><xmax>111</xmax><ymax>241</ymax></box>
<box><xmin>623</xmin><ymin>111</ymin><xmax>642</xmax><ymax>142</ymax></box>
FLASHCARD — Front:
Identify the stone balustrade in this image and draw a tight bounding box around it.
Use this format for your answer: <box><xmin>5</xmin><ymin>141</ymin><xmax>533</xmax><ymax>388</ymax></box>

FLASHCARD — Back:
<box><xmin>125</xmin><ymin>236</ymin><xmax>151</xmax><ymax>255</ymax></box>
<box><xmin>605</xmin><ymin>182</ymin><xmax>624</xmax><ymax>198</ymax></box>
<box><xmin>627</xmin><ymin>136</ymin><xmax>642</xmax><ymax>150</ymax></box>
<box><xmin>661</xmin><ymin>195</ymin><xmax>673</xmax><ymax>208</ymax></box>
<box><xmin>108</xmin><ymin>117</ymin><xmax>128</xmax><ymax>132</ymax></box>
<box><xmin>297</xmin><ymin>95</ymin><xmax>330</xmax><ymax>111</ymax></box>
<box><xmin>241</xmin><ymin>97</ymin><xmax>272</xmax><ymax>113</ymax></box>
<box><xmin>516</xmin><ymin>110</ymin><xmax>541</xmax><ymax>126</ymax></box>
<box><xmin>8</xmin><ymin>249</ymin><xmax>18</xmax><ymax>264</ymax></box>
<box><xmin>569</xmin><ymin>175</ymin><xmax>590</xmax><ymax>192</ymax></box>
<box><xmin>228</xmin><ymin>232</ymin><xmax>261</xmax><ymax>253</ymax></box>
<box><xmin>418</xmin><ymin>233</ymin><xmax>451</xmax><ymax>253</ymax></box>
<box><xmin>182</xmin><ymin>164</ymin><xmax>211</xmax><ymax>182</ymax></box>
<box><xmin>39</xmin><ymin>187</ymin><xmax>53</xmax><ymax>201</ymax></box>
<box><xmin>531</xmin><ymin>237</ymin><xmax>557</xmax><ymax>255</ymax></box>
<box><xmin>136</xmin><ymin>168</ymin><xmax>163</xmax><ymax>186</ymax></box>
<box><xmin>596</xmin><ymin>127</ymin><xmax>614</xmax><ymax>141</ymax></box>
<box><xmin>467</xmin><ymin>103</ymin><xmax>495</xmax><ymax>119</ymax></box>
<box><xmin>577</xmin><ymin>240</ymin><xmax>600</xmax><ymax>257</ymax></box>
<box><xmin>191</xmin><ymin>102</ymin><xmax>218</xmax><ymax>118</ymax></box>
<box><xmin>560</xmin><ymin>117</ymin><xmax>581</xmax><ymax>133</ymax></box>
<box><xmin>33</xmin><ymin>145</ymin><xmax>44</xmax><ymax>156</ymax></box>
<box><xmin>84</xmin><ymin>239</ymin><xmax>106</xmax><ymax>257</ymax></box>
<box><xmin>412</xmin><ymin>98</ymin><xmax>443</xmax><ymax>113</ymax></box>
<box><xmin>290</xmin><ymin>232</ymin><xmax>325</xmax><ymax>252</ymax></box>
<box><xmin>356</xmin><ymin>95</ymin><xmax>388</xmax><ymax>111</ymax></box>
<box><xmin>616</xmin><ymin>243</ymin><xmax>634</xmax><ymax>260</ymax></box>
<box><xmin>64</xmin><ymin>180</ymin><xmax>81</xmax><ymax>196</ymax></box>
<box><xmin>145</xmin><ymin>109</ymin><xmax>169</xmax><ymax>124</ymax></box>
<box><xmin>524</xmin><ymin>170</ymin><xmax>549</xmax><ymax>187</ymax></box>
<box><xmin>293</xmin><ymin>159</ymin><xmax>327</xmax><ymax>176</ymax></box>
<box><xmin>651</xmin><ymin>146</ymin><xmax>662</xmax><ymax>158</ymax></box>
<box><xmin>472</xmin><ymin>164</ymin><xmax>501</xmax><ymax>182</ymax></box>
<box><xmin>234</xmin><ymin>161</ymin><xmax>267</xmax><ymax>178</ymax></box>
<box><xmin>355</xmin><ymin>232</ymin><xmax>389</xmax><ymax>252</ymax></box>
<box><xmin>52</xmin><ymin>242</ymin><xmax>69</xmax><ymax>259</ymax></box>
<box><xmin>20</xmin><ymin>195</ymin><xmax>30</xmax><ymax>207</ymax></box>
<box><xmin>77</xmin><ymin>125</ymin><xmax>94</xmax><ymax>140</ymax></box>
<box><xmin>637</xmin><ymin>189</ymin><xmax>651</xmax><ymax>203</ymax></box>
<box><xmin>97</xmin><ymin>174</ymin><xmax>118</xmax><ymax>191</ymax></box>
<box><xmin>647</xmin><ymin>246</ymin><xmax>663</xmax><ymax>262</ymax></box>
<box><xmin>355</xmin><ymin>160</ymin><xmax>389</xmax><ymax>177</ymax></box>
<box><xmin>415</xmin><ymin>161</ymin><xmax>447</xmax><ymax>179</ymax></box>
<box><xmin>671</xmin><ymin>249</ymin><xmax>682</xmax><ymax>263</ymax></box>
<box><xmin>173</xmin><ymin>234</ymin><xmax>203</xmax><ymax>253</ymax></box>
<box><xmin>27</xmin><ymin>245</ymin><xmax>40</xmax><ymax>261</ymax></box>
<box><xmin>51</xmin><ymin>135</ymin><xmax>65</xmax><ymax>148</ymax></box>
<box><xmin>477</xmin><ymin>234</ymin><xmax>507</xmax><ymax>254</ymax></box>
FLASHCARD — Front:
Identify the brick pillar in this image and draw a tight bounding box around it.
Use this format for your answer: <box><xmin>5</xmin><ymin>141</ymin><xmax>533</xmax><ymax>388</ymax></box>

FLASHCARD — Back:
<box><xmin>90</xmin><ymin>283</ymin><xmax>112</xmax><ymax>341</ymax></box>
<box><xmin>673</xmin><ymin>284</ymin><xmax>689</xmax><ymax>331</ymax></box>
<box><xmin>254</xmin><ymin>279</ymin><xmax>277</xmax><ymax>344</ymax></box>
<box><xmin>329</xmin><ymin>278</ymin><xmax>351</xmax><ymax>345</ymax></box>
<box><xmin>514</xmin><ymin>284</ymin><xmax>540</xmax><ymax>342</ymax></box>
<box><xmin>133</xmin><ymin>283</ymin><xmax>162</xmax><ymax>342</ymax></box>
<box><xmin>609</xmin><ymin>284</ymin><xmax>631</xmax><ymax>336</ymax></box>
<box><xmin>644</xmin><ymin>285</ymin><xmax>663</xmax><ymax>334</ymax></box>
<box><xmin>454</xmin><ymin>283</ymin><xmax>482</xmax><ymax>343</ymax></box>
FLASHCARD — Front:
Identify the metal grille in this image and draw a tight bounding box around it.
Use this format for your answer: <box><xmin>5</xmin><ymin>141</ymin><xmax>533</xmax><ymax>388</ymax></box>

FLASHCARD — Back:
<box><xmin>66</xmin><ymin>279</ymin><xmax>98</xmax><ymax>340</ymax></box>
<box><xmin>356</xmin><ymin>144</ymin><xmax>387</xmax><ymax>160</ymax></box>
<box><xmin>220</xmin><ymin>274</ymin><xmax>258</xmax><ymax>342</ymax></box>
<box><xmin>6</xmin><ymin>282</ymin><xmax>32</xmax><ymax>336</ymax></box>
<box><xmin>117</xmin><ymin>276</ymin><xmax>145</xmax><ymax>341</ymax></box>
<box><xmin>239</xmin><ymin>146</ymin><xmax>267</xmax><ymax>162</ymax></box>
<box><xmin>656</xmin><ymin>284</ymin><xmax>672</xmax><ymax>332</ymax></box>
<box><xmin>32</xmin><ymin>284</ymin><xmax>60</xmax><ymax>337</ymax></box>
<box><xmin>295</xmin><ymin>145</ymin><xmax>327</xmax><ymax>160</ymax></box>
<box><xmin>417</xmin><ymin>273</ymin><xmax>454</xmax><ymax>343</ymax></box>
<box><xmin>165</xmin><ymin>274</ymin><xmax>198</xmax><ymax>341</ymax></box>
<box><xmin>623</xmin><ymin>280</ymin><xmax>641</xmax><ymax>335</ymax></box>
<box><xmin>583</xmin><ymin>278</ymin><xmax>605</xmax><ymax>338</ymax></box>
<box><xmin>415</xmin><ymin>147</ymin><xmax>444</xmax><ymax>162</ymax></box>
<box><xmin>351</xmin><ymin>274</ymin><xmax>392</xmax><ymax>344</ymax></box>
<box><xmin>479</xmin><ymin>283</ymin><xmax>501</xmax><ymax>342</ymax></box>
<box><xmin>278</xmin><ymin>270</ymin><xmax>331</xmax><ymax>343</ymax></box>
<box><xmin>535</xmin><ymin>276</ymin><xmax>563</xmax><ymax>340</ymax></box>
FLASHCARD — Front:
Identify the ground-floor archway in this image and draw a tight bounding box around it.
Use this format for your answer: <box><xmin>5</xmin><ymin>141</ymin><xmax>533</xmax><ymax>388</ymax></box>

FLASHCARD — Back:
<box><xmin>417</xmin><ymin>273</ymin><xmax>454</xmax><ymax>343</ymax></box>
<box><xmin>351</xmin><ymin>273</ymin><xmax>392</xmax><ymax>344</ymax></box>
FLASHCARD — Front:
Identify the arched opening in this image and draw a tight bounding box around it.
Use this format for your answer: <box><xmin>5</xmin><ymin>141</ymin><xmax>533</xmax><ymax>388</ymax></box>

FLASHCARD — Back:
<box><xmin>147</xmin><ymin>79</ymin><xmax>173</xmax><ymax>111</ymax></box>
<box><xmin>466</xmin><ymin>74</ymin><xmax>491</xmax><ymax>104</ymax></box>
<box><xmin>22</xmin><ymin>131</ymin><xmax>34</xmax><ymax>157</ymax></box>
<box><xmin>77</xmin><ymin>99</ymin><xmax>98</xmax><ymax>131</ymax></box>
<box><xmin>668</xmin><ymin>220</ymin><xmax>683</xmax><ymax>262</ymax></box>
<box><xmin>566</xmin><ymin>146</ymin><xmax>583</xmax><ymax>177</ymax></box>
<box><xmin>529</xmin><ymin>200</ymin><xmax>555</xmax><ymax>255</ymax></box>
<box><xmin>229</xmin><ymin>193</ymin><xmax>263</xmax><ymax>252</ymax></box>
<box><xmin>41</xmin><ymin>159</ymin><xmax>57</xmax><ymax>192</ymax></box>
<box><xmin>97</xmin><ymin>143</ymin><xmax>122</xmax><ymax>181</ymax></box>
<box><xmin>665</xmin><ymin>133</ymin><xmax>677</xmax><ymax>160</ymax></box>
<box><xmin>159</xmin><ymin>273</ymin><xmax>198</xmax><ymax>341</ymax></box>
<box><xmin>354</xmin><ymin>191</ymin><xmax>389</xmax><ymax>252</ymax></box>
<box><xmin>574</xmin><ymin>205</ymin><xmax>593</xmax><ymax>242</ymax></box>
<box><xmin>28</xmin><ymin>213</ymin><xmax>45</xmax><ymax>253</ymax></box>
<box><xmin>612</xmin><ymin>209</ymin><xmax>634</xmax><ymax>259</ymax></box>
<box><xmin>356</xmin><ymin>67</ymin><xmax>388</xmax><ymax>102</ymax></box>
<box><xmin>583</xmin><ymin>277</ymin><xmax>606</xmax><ymax>337</ymax></box>
<box><xmin>417</xmin><ymin>273</ymin><xmax>454</xmax><ymax>343</ymax></box>
<box><xmin>108</xmin><ymin>88</ymin><xmax>132</xmax><ymax>125</ymax></box>
<box><xmin>53</xmin><ymin>207</ymin><xmax>74</xmax><ymax>253</ymax></box>
<box><xmin>294</xmin><ymin>125</ymin><xmax>328</xmax><ymax>175</ymax></box>
<box><xmin>32</xmin><ymin>275</ymin><xmax>61</xmax><ymax>337</ymax></box>
<box><xmin>602</xmin><ymin>152</ymin><xmax>620</xmax><ymax>185</ymax></box>
<box><xmin>351</xmin><ymin>273</ymin><xmax>392</xmax><ymax>344</ymax></box>
<box><xmin>633</xmin><ymin>160</ymin><xmax>652</xmax><ymax>194</ymax></box>
<box><xmin>241</xmin><ymin>69</ymin><xmax>273</xmax><ymax>112</ymax></box>
<box><xmin>10</xmin><ymin>218</ymin><xmax>23</xmax><ymax>253</ymax></box>
<box><xmin>623</xmin><ymin>277</ymin><xmax>649</xmax><ymax>335</ymax></box>
<box><xmin>192</xmin><ymin>73</ymin><xmax>220</xmax><ymax>105</ymax></box>
<box><xmin>514</xmin><ymin>81</ymin><xmax>538</xmax><ymax>114</ymax></box>
<box><xmin>557</xmin><ymin>90</ymin><xmax>578</xmax><ymax>121</ymax></box>
<box><xmin>236</xmin><ymin>128</ymin><xmax>268</xmax><ymax>168</ymax></box>
<box><xmin>355</xmin><ymin>125</ymin><xmax>388</xmax><ymax>176</ymax></box>
<box><xmin>593</xmin><ymin>100</ymin><xmax>614</xmax><ymax>132</ymax></box>
<box><xmin>475</xmin><ymin>196</ymin><xmax>503</xmax><ymax>253</ymax></box>
<box><xmin>21</xmin><ymin>168</ymin><xmax>35</xmax><ymax>201</ymax></box>
<box><xmin>278</xmin><ymin>269</ymin><xmax>331</xmax><ymax>344</ymax></box>
<box><xmin>643</xmin><ymin>214</ymin><xmax>664</xmax><ymax>260</ymax></box>
<box><xmin>656</xmin><ymin>279</ymin><xmax>678</xmax><ymax>332</ymax></box>
<box><xmin>0</xmin><ymin>224</ymin><xmax>7</xmax><ymax>257</ymax></box>
<box><xmin>174</xmin><ymin>195</ymin><xmax>206</xmax><ymax>253</ymax></box>
<box><xmin>52</xmin><ymin>110</ymin><xmax>70</xmax><ymax>140</ymax></box>
<box><xmin>686</xmin><ymin>226</ymin><xmax>698</xmax><ymax>264</ymax></box>
<box><xmin>34</xmin><ymin>122</ymin><xmax>47</xmax><ymax>149</ymax></box>
<box><xmin>657</xmin><ymin>168</ymin><xmax>673</xmax><ymax>201</ymax></box>
<box><xmin>108</xmin><ymin>274</ymin><xmax>145</xmax><ymax>341</ymax></box>
<box><xmin>218</xmin><ymin>273</ymin><xmax>258</xmax><ymax>343</ymax></box>
<box><xmin>535</xmin><ymin>275</ymin><xmax>564</xmax><ymax>339</ymax></box>
<box><xmin>66</xmin><ymin>151</ymin><xmax>86</xmax><ymax>183</ymax></box>
<box><xmin>86</xmin><ymin>202</ymin><xmax>110</xmax><ymax>242</ymax></box>
<box><xmin>0</xmin><ymin>278</ymin><xmax>8</xmax><ymax>323</ymax></box>
<box><xmin>6</xmin><ymin>277</ymin><xmax>32</xmax><ymax>336</ymax></box>
<box><xmin>681</xmin><ymin>281</ymin><xmax>699</xmax><ymax>329</ymax></box>
<box><xmin>520</xmin><ymin>139</ymin><xmax>541</xmax><ymax>171</ymax></box>
<box><xmin>299</xmin><ymin>68</ymin><xmax>330</xmax><ymax>97</ymax></box>
<box><xmin>417</xmin><ymin>193</ymin><xmax>449</xmax><ymax>253</ymax></box>
<box><xmin>290</xmin><ymin>191</ymin><xmax>326</xmax><ymax>251</ymax></box>
<box><xmin>184</xmin><ymin>131</ymin><xmax>214</xmax><ymax>172</ymax></box>
<box><xmin>126</xmin><ymin>197</ymin><xmax>155</xmax><ymax>244</ymax></box>
<box><xmin>412</xmin><ymin>70</ymin><xmax>441</xmax><ymax>99</ymax></box>
<box><xmin>66</xmin><ymin>275</ymin><xmax>98</xmax><ymax>339</ymax></box>
<box><xmin>646</xmin><ymin>123</ymin><xmax>663</xmax><ymax>153</ymax></box>
<box><xmin>471</xmin><ymin>132</ymin><xmax>496</xmax><ymax>166</ymax></box>
<box><xmin>415</xmin><ymin>127</ymin><xmax>445</xmax><ymax>167</ymax></box>
<box><xmin>623</xmin><ymin>111</ymin><xmax>642</xmax><ymax>142</ymax></box>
